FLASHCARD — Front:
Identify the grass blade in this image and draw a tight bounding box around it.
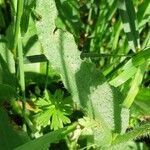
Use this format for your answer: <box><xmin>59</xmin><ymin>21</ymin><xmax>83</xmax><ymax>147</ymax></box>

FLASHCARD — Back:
<box><xmin>109</xmin><ymin>47</ymin><xmax>150</xmax><ymax>87</ymax></box>
<box><xmin>137</xmin><ymin>0</ymin><xmax>150</xmax><ymax>30</ymax></box>
<box><xmin>15</xmin><ymin>122</ymin><xmax>78</xmax><ymax>150</ymax></box>
<box><xmin>122</xmin><ymin>65</ymin><xmax>145</xmax><ymax>108</ymax></box>
<box><xmin>118</xmin><ymin>0</ymin><xmax>140</xmax><ymax>52</ymax></box>
<box><xmin>112</xmin><ymin>122</ymin><xmax>150</xmax><ymax>145</ymax></box>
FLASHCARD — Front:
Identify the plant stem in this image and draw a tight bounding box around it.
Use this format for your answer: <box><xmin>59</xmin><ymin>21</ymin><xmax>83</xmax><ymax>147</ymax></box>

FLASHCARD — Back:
<box><xmin>12</xmin><ymin>0</ymin><xmax>24</xmax><ymax>60</ymax></box>
<box><xmin>18</xmin><ymin>31</ymin><xmax>26</xmax><ymax>117</ymax></box>
<box><xmin>44</xmin><ymin>61</ymin><xmax>49</xmax><ymax>90</ymax></box>
<box><xmin>81</xmin><ymin>52</ymin><xmax>133</xmax><ymax>58</ymax></box>
<box><xmin>13</xmin><ymin>0</ymin><xmax>26</xmax><ymax>117</ymax></box>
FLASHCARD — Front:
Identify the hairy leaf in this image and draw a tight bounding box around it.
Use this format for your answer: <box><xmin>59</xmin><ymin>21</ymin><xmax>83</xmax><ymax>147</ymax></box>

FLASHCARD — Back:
<box><xmin>35</xmin><ymin>0</ymin><xmax>129</xmax><ymax>147</ymax></box>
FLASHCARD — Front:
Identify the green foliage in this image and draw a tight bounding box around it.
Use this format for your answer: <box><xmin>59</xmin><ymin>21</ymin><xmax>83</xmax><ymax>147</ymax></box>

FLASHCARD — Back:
<box><xmin>15</xmin><ymin>122</ymin><xmax>78</xmax><ymax>150</ymax></box>
<box><xmin>112</xmin><ymin>122</ymin><xmax>150</xmax><ymax>145</ymax></box>
<box><xmin>33</xmin><ymin>89</ymin><xmax>72</xmax><ymax>130</ymax></box>
<box><xmin>0</xmin><ymin>108</ymin><xmax>30</xmax><ymax>150</ymax></box>
<box><xmin>79</xmin><ymin>117</ymin><xmax>112</xmax><ymax>148</ymax></box>
<box><xmin>0</xmin><ymin>0</ymin><xmax>149</xmax><ymax>149</ymax></box>
<box><xmin>131</xmin><ymin>88</ymin><xmax>150</xmax><ymax>116</ymax></box>
<box><xmin>109</xmin><ymin>47</ymin><xmax>150</xmax><ymax>87</ymax></box>
<box><xmin>118</xmin><ymin>0</ymin><xmax>140</xmax><ymax>52</ymax></box>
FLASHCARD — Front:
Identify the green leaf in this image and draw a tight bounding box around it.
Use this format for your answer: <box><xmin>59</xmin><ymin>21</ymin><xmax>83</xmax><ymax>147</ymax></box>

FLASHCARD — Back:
<box><xmin>0</xmin><ymin>42</ymin><xmax>17</xmax><ymax>90</ymax></box>
<box><xmin>35</xmin><ymin>1</ymin><xmax>129</xmax><ymax>148</ymax></box>
<box><xmin>55</xmin><ymin>0</ymin><xmax>82</xmax><ymax>37</ymax></box>
<box><xmin>136</xmin><ymin>88</ymin><xmax>150</xmax><ymax>102</ymax></box>
<box><xmin>79</xmin><ymin>117</ymin><xmax>112</xmax><ymax>148</ymax></box>
<box><xmin>34</xmin><ymin>90</ymin><xmax>72</xmax><ymax>130</ymax></box>
<box><xmin>118</xmin><ymin>0</ymin><xmax>140</xmax><ymax>52</ymax></box>
<box><xmin>137</xmin><ymin>0</ymin><xmax>150</xmax><ymax>30</ymax></box>
<box><xmin>109</xmin><ymin>47</ymin><xmax>150</xmax><ymax>87</ymax></box>
<box><xmin>112</xmin><ymin>122</ymin><xmax>150</xmax><ymax>145</ymax></box>
<box><xmin>0</xmin><ymin>83</ymin><xmax>16</xmax><ymax>102</ymax></box>
<box><xmin>0</xmin><ymin>108</ymin><xmax>30</xmax><ymax>150</ymax></box>
<box><xmin>15</xmin><ymin>122</ymin><xmax>78</xmax><ymax>150</ymax></box>
<box><xmin>21</xmin><ymin>0</ymin><xmax>36</xmax><ymax>35</ymax></box>
<box><xmin>131</xmin><ymin>88</ymin><xmax>150</xmax><ymax>116</ymax></box>
<box><xmin>122</xmin><ymin>65</ymin><xmax>145</xmax><ymax>108</ymax></box>
<box><xmin>0</xmin><ymin>7</ymin><xmax>5</xmax><ymax>28</ymax></box>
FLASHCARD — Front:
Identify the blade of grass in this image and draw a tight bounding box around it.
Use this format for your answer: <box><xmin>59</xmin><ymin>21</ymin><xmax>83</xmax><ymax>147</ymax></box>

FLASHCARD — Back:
<box><xmin>15</xmin><ymin>122</ymin><xmax>78</xmax><ymax>150</ymax></box>
<box><xmin>142</xmin><ymin>30</ymin><xmax>150</xmax><ymax>49</ymax></box>
<box><xmin>112</xmin><ymin>122</ymin><xmax>150</xmax><ymax>145</ymax></box>
<box><xmin>137</xmin><ymin>0</ymin><xmax>150</xmax><ymax>30</ymax></box>
<box><xmin>122</xmin><ymin>65</ymin><xmax>145</xmax><ymax>108</ymax></box>
<box><xmin>14</xmin><ymin>0</ymin><xmax>26</xmax><ymax>117</ymax></box>
<box><xmin>118</xmin><ymin>0</ymin><xmax>140</xmax><ymax>52</ymax></box>
<box><xmin>12</xmin><ymin>0</ymin><xmax>24</xmax><ymax>60</ymax></box>
<box><xmin>18</xmin><ymin>31</ymin><xmax>26</xmax><ymax>117</ymax></box>
<box><xmin>109</xmin><ymin>47</ymin><xmax>150</xmax><ymax>87</ymax></box>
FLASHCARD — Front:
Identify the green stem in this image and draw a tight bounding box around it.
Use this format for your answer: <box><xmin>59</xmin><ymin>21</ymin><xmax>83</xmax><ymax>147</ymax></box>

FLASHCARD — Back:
<box><xmin>44</xmin><ymin>61</ymin><xmax>49</xmax><ymax>90</ymax></box>
<box><xmin>12</xmin><ymin>0</ymin><xmax>24</xmax><ymax>60</ymax></box>
<box><xmin>13</xmin><ymin>0</ymin><xmax>25</xmax><ymax>117</ymax></box>
<box><xmin>18</xmin><ymin>31</ymin><xmax>26</xmax><ymax>117</ymax></box>
<box><xmin>81</xmin><ymin>52</ymin><xmax>133</xmax><ymax>58</ymax></box>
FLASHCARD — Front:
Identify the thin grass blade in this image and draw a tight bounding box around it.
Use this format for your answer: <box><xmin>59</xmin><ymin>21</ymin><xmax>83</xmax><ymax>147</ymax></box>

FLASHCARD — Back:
<box><xmin>122</xmin><ymin>65</ymin><xmax>145</xmax><ymax>108</ymax></box>
<box><xmin>118</xmin><ymin>0</ymin><xmax>140</xmax><ymax>52</ymax></box>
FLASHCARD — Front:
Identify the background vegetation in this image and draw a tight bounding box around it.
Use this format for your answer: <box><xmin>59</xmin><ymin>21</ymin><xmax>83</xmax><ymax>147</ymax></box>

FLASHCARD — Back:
<box><xmin>0</xmin><ymin>0</ymin><xmax>149</xmax><ymax>149</ymax></box>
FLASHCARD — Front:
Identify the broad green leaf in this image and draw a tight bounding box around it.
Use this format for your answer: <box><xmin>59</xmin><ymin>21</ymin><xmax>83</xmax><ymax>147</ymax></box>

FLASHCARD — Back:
<box><xmin>22</xmin><ymin>14</ymin><xmax>44</xmax><ymax>74</ymax></box>
<box><xmin>22</xmin><ymin>16</ymin><xmax>41</xmax><ymax>56</ymax></box>
<box><xmin>35</xmin><ymin>1</ymin><xmax>129</xmax><ymax>148</ymax></box>
<box><xmin>79</xmin><ymin>117</ymin><xmax>112</xmax><ymax>148</ymax></box>
<box><xmin>0</xmin><ymin>83</ymin><xmax>16</xmax><ymax>102</ymax></box>
<box><xmin>0</xmin><ymin>108</ymin><xmax>30</xmax><ymax>150</ymax></box>
<box><xmin>131</xmin><ymin>88</ymin><xmax>150</xmax><ymax>116</ymax></box>
<box><xmin>0</xmin><ymin>42</ymin><xmax>17</xmax><ymax>89</ymax></box>
<box><xmin>0</xmin><ymin>42</ymin><xmax>15</xmax><ymax>74</ymax></box>
<box><xmin>109</xmin><ymin>47</ymin><xmax>150</xmax><ymax>87</ymax></box>
<box><xmin>110</xmin><ymin>141</ymin><xmax>149</xmax><ymax>150</ymax></box>
<box><xmin>118</xmin><ymin>0</ymin><xmax>140</xmax><ymax>52</ymax></box>
<box><xmin>21</xmin><ymin>0</ymin><xmax>36</xmax><ymax>35</ymax></box>
<box><xmin>0</xmin><ymin>7</ymin><xmax>5</xmax><ymax>28</ymax></box>
<box><xmin>136</xmin><ymin>88</ymin><xmax>150</xmax><ymax>102</ymax></box>
<box><xmin>15</xmin><ymin>122</ymin><xmax>78</xmax><ymax>150</ymax></box>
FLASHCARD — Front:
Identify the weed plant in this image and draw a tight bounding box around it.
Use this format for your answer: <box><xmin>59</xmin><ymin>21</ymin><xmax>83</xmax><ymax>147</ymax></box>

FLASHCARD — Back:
<box><xmin>0</xmin><ymin>0</ymin><xmax>149</xmax><ymax>149</ymax></box>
